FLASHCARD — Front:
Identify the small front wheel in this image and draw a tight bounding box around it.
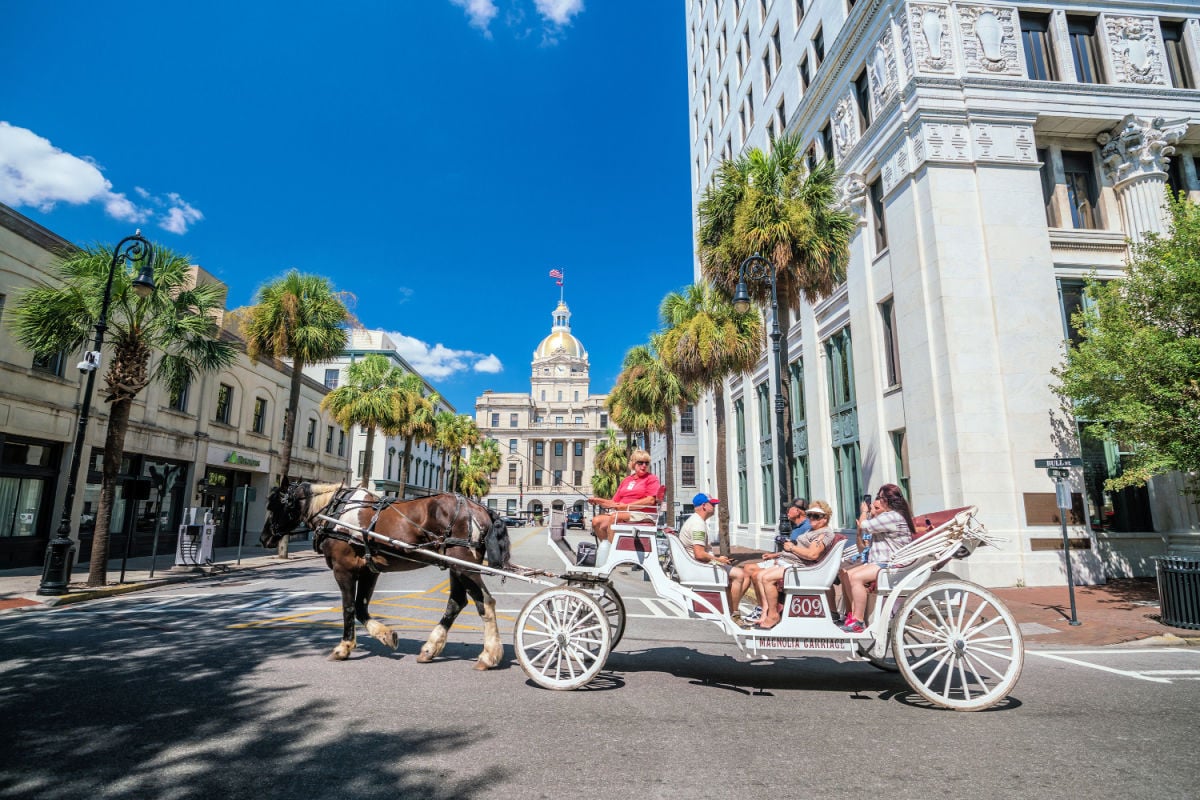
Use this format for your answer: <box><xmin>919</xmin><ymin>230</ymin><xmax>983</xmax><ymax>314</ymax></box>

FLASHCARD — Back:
<box><xmin>892</xmin><ymin>579</ymin><xmax>1024</xmax><ymax>711</ymax></box>
<box><xmin>515</xmin><ymin>587</ymin><xmax>612</xmax><ymax>690</ymax></box>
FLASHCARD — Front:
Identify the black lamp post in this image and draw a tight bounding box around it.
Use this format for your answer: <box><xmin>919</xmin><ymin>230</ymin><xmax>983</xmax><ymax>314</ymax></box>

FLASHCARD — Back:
<box><xmin>38</xmin><ymin>233</ymin><xmax>155</xmax><ymax>595</ymax></box>
<box><xmin>731</xmin><ymin>253</ymin><xmax>792</xmax><ymax>540</ymax></box>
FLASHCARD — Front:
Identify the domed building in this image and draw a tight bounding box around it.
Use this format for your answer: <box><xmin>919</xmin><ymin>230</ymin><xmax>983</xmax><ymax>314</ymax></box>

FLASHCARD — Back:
<box><xmin>475</xmin><ymin>301</ymin><xmax>612</xmax><ymax>522</ymax></box>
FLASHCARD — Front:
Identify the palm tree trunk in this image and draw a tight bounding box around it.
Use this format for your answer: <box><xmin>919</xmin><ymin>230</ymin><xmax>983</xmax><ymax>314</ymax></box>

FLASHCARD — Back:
<box><xmin>712</xmin><ymin>383</ymin><xmax>732</xmax><ymax>556</ymax></box>
<box><xmin>86</xmin><ymin>398</ymin><xmax>133</xmax><ymax>586</ymax></box>
<box><xmin>278</xmin><ymin>360</ymin><xmax>305</xmax><ymax>558</ymax></box>
<box><xmin>399</xmin><ymin>436</ymin><xmax>414</xmax><ymax>497</ymax></box>
<box><xmin>360</xmin><ymin>424</ymin><xmax>375</xmax><ymax>488</ymax></box>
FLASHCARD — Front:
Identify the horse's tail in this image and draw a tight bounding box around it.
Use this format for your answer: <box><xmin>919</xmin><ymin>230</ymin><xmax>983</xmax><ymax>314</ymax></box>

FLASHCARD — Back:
<box><xmin>485</xmin><ymin>509</ymin><xmax>511</xmax><ymax>568</ymax></box>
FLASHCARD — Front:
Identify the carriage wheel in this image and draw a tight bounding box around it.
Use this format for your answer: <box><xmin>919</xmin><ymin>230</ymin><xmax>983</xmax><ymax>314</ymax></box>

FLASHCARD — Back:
<box><xmin>570</xmin><ymin>581</ymin><xmax>626</xmax><ymax>648</ymax></box>
<box><xmin>892</xmin><ymin>579</ymin><xmax>1024</xmax><ymax>711</ymax></box>
<box><xmin>515</xmin><ymin>587</ymin><xmax>613</xmax><ymax>691</ymax></box>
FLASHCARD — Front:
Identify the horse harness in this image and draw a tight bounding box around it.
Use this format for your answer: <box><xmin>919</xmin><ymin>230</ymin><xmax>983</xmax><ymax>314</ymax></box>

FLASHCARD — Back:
<box><xmin>308</xmin><ymin>487</ymin><xmax>484</xmax><ymax>573</ymax></box>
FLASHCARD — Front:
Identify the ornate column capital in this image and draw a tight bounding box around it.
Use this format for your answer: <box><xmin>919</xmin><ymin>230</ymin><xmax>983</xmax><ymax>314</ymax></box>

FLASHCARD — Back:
<box><xmin>835</xmin><ymin>172</ymin><xmax>869</xmax><ymax>223</ymax></box>
<box><xmin>1097</xmin><ymin>114</ymin><xmax>1187</xmax><ymax>186</ymax></box>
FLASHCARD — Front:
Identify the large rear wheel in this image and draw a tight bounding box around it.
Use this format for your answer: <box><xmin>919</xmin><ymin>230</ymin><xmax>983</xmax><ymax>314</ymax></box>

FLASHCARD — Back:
<box><xmin>515</xmin><ymin>587</ymin><xmax>612</xmax><ymax>690</ymax></box>
<box><xmin>892</xmin><ymin>579</ymin><xmax>1024</xmax><ymax>711</ymax></box>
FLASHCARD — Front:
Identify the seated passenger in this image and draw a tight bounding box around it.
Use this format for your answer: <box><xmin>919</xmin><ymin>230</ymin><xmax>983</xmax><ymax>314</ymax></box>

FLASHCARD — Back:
<box><xmin>678</xmin><ymin>493</ymin><xmax>753</xmax><ymax>627</ymax></box>
<box><xmin>751</xmin><ymin>500</ymin><xmax>836</xmax><ymax>629</ymax></box>
<box><xmin>587</xmin><ymin>449</ymin><xmax>661</xmax><ymax>564</ymax></box>
<box><xmin>744</xmin><ymin>498</ymin><xmax>810</xmax><ymax>586</ymax></box>
<box><xmin>837</xmin><ymin>484</ymin><xmax>915</xmax><ymax>633</ymax></box>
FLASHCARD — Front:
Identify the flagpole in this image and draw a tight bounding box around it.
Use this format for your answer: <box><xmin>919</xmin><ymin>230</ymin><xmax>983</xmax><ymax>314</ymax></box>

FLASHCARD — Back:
<box><xmin>559</xmin><ymin>270</ymin><xmax>564</xmax><ymax>304</ymax></box>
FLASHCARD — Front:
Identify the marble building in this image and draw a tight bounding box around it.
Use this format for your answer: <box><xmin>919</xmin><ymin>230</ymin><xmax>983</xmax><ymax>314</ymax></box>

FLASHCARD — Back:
<box><xmin>686</xmin><ymin>0</ymin><xmax>1199</xmax><ymax>585</ymax></box>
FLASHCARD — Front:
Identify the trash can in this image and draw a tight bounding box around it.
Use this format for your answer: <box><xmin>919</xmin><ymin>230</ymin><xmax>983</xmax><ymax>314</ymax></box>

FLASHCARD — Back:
<box><xmin>1155</xmin><ymin>555</ymin><xmax>1200</xmax><ymax>630</ymax></box>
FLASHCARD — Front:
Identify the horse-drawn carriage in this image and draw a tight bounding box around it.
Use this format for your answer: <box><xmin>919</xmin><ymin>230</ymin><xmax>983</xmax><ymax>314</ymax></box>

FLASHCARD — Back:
<box><xmin>261</xmin><ymin>484</ymin><xmax>1023</xmax><ymax>712</ymax></box>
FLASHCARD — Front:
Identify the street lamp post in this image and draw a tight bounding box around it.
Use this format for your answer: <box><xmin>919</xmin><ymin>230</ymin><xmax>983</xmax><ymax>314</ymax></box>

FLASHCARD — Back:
<box><xmin>38</xmin><ymin>233</ymin><xmax>155</xmax><ymax>595</ymax></box>
<box><xmin>731</xmin><ymin>254</ymin><xmax>792</xmax><ymax>541</ymax></box>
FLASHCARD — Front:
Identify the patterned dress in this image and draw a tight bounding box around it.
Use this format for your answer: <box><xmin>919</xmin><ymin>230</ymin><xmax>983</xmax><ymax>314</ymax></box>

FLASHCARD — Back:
<box><xmin>859</xmin><ymin>510</ymin><xmax>912</xmax><ymax>566</ymax></box>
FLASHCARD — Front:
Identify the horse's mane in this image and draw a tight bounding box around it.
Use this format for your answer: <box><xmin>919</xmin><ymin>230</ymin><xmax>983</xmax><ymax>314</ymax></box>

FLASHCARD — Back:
<box><xmin>306</xmin><ymin>482</ymin><xmax>356</xmax><ymax>516</ymax></box>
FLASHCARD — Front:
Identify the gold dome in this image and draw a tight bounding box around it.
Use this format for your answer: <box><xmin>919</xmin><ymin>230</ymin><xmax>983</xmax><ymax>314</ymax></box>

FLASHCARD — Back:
<box><xmin>535</xmin><ymin>330</ymin><xmax>584</xmax><ymax>359</ymax></box>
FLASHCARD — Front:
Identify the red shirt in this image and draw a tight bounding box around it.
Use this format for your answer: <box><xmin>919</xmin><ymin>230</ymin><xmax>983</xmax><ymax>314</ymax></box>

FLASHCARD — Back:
<box><xmin>612</xmin><ymin>473</ymin><xmax>662</xmax><ymax>513</ymax></box>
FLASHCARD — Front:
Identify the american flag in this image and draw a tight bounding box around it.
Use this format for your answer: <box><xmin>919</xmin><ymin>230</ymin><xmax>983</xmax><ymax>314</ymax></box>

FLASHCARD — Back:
<box><xmin>548</xmin><ymin>269</ymin><xmax>563</xmax><ymax>279</ymax></box>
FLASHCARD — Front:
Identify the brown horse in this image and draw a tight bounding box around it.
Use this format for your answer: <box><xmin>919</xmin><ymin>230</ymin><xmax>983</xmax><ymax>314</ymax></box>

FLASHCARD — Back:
<box><xmin>260</xmin><ymin>482</ymin><xmax>510</xmax><ymax>668</ymax></box>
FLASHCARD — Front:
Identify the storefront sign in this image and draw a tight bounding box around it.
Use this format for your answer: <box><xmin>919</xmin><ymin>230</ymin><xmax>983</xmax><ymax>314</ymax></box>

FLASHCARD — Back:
<box><xmin>225</xmin><ymin>451</ymin><xmax>261</xmax><ymax>467</ymax></box>
<box><xmin>207</xmin><ymin>446</ymin><xmax>269</xmax><ymax>473</ymax></box>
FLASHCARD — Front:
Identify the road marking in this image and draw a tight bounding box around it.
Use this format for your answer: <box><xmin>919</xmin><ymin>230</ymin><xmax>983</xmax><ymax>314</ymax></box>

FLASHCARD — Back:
<box><xmin>1028</xmin><ymin>648</ymin><xmax>1199</xmax><ymax>684</ymax></box>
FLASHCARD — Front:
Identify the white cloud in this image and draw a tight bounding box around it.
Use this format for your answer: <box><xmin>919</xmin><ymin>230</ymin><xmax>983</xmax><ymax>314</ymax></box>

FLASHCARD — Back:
<box><xmin>473</xmin><ymin>354</ymin><xmax>503</xmax><ymax>373</ymax></box>
<box><xmin>386</xmin><ymin>330</ymin><xmax>503</xmax><ymax>379</ymax></box>
<box><xmin>450</xmin><ymin>0</ymin><xmax>498</xmax><ymax>33</ymax></box>
<box><xmin>534</xmin><ymin>0</ymin><xmax>584</xmax><ymax>26</ymax></box>
<box><xmin>0</xmin><ymin>121</ymin><xmax>203</xmax><ymax>235</ymax></box>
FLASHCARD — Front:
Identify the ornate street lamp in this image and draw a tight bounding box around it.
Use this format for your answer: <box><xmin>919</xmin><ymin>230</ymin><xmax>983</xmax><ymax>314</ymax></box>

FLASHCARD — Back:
<box><xmin>38</xmin><ymin>233</ymin><xmax>155</xmax><ymax>595</ymax></box>
<box><xmin>731</xmin><ymin>254</ymin><xmax>792</xmax><ymax>540</ymax></box>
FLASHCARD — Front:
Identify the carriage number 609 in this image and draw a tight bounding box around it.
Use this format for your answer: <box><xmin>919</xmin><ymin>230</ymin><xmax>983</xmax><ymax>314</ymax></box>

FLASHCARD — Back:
<box><xmin>789</xmin><ymin>596</ymin><xmax>824</xmax><ymax>617</ymax></box>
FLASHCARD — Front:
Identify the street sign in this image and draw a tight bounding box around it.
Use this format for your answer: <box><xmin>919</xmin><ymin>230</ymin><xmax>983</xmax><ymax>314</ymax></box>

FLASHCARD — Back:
<box><xmin>1047</xmin><ymin>467</ymin><xmax>1069</xmax><ymax>479</ymax></box>
<box><xmin>1055</xmin><ymin>480</ymin><xmax>1071</xmax><ymax>510</ymax></box>
<box><xmin>1034</xmin><ymin>457</ymin><xmax>1083</xmax><ymax>468</ymax></box>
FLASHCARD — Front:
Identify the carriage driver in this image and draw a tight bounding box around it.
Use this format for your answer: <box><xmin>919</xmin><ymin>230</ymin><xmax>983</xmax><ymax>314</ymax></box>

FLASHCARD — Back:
<box><xmin>679</xmin><ymin>494</ymin><xmax>753</xmax><ymax>627</ymax></box>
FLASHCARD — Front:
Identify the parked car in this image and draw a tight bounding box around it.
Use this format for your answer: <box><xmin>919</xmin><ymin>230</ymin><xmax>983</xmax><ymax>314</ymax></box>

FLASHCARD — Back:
<box><xmin>501</xmin><ymin>515</ymin><xmax>523</xmax><ymax>528</ymax></box>
<box><xmin>565</xmin><ymin>511</ymin><xmax>585</xmax><ymax>530</ymax></box>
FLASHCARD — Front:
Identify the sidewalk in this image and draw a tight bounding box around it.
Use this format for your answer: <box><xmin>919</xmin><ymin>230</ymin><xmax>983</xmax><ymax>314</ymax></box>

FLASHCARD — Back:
<box><xmin>3</xmin><ymin>541</ymin><xmax>1197</xmax><ymax>648</ymax></box>
<box><xmin>0</xmin><ymin>540</ymin><xmax>321</xmax><ymax>612</ymax></box>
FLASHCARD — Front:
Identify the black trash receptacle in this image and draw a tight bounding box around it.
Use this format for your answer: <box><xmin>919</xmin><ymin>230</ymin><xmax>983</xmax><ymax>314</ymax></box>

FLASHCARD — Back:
<box><xmin>1155</xmin><ymin>555</ymin><xmax>1200</xmax><ymax>630</ymax></box>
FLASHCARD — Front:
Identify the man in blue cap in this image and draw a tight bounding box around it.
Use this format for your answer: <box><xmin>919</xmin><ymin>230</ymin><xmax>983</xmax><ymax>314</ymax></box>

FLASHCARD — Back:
<box><xmin>679</xmin><ymin>492</ymin><xmax>753</xmax><ymax>626</ymax></box>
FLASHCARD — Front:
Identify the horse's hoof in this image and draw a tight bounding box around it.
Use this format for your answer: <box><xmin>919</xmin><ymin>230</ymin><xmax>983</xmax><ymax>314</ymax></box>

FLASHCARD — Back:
<box><xmin>474</xmin><ymin>659</ymin><xmax>494</xmax><ymax>671</ymax></box>
<box><xmin>416</xmin><ymin>650</ymin><xmax>434</xmax><ymax>663</ymax></box>
<box><xmin>384</xmin><ymin>631</ymin><xmax>399</xmax><ymax>650</ymax></box>
<box><xmin>329</xmin><ymin>647</ymin><xmax>352</xmax><ymax>661</ymax></box>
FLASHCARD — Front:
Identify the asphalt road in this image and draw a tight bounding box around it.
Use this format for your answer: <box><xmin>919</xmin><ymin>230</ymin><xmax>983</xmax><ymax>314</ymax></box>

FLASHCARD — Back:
<box><xmin>1</xmin><ymin>526</ymin><xmax>1198</xmax><ymax>800</ymax></box>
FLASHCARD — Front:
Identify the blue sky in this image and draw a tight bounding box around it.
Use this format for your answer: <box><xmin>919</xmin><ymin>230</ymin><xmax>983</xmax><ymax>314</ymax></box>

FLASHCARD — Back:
<box><xmin>0</xmin><ymin>0</ymin><xmax>694</xmax><ymax>414</ymax></box>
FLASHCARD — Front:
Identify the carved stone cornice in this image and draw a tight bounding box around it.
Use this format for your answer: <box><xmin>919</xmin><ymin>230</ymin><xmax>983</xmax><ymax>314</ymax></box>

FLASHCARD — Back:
<box><xmin>1097</xmin><ymin>114</ymin><xmax>1187</xmax><ymax>185</ymax></box>
<box><xmin>1103</xmin><ymin>14</ymin><xmax>1166</xmax><ymax>87</ymax></box>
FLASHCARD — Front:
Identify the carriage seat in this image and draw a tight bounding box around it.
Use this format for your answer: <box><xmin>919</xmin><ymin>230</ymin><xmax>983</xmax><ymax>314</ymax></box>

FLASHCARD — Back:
<box><xmin>664</xmin><ymin>530</ymin><xmax>730</xmax><ymax>589</ymax></box>
<box><xmin>780</xmin><ymin>534</ymin><xmax>848</xmax><ymax>592</ymax></box>
<box><xmin>913</xmin><ymin>506</ymin><xmax>974</xmax><ymax>539</ymax></box>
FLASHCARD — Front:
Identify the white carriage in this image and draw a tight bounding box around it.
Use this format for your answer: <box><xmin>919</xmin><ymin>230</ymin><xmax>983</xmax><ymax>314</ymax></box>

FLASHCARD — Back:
<box><xmin>513</xmin><ymin>506</ymin><xmax>1024</xmax><ymax>711</ymax></box>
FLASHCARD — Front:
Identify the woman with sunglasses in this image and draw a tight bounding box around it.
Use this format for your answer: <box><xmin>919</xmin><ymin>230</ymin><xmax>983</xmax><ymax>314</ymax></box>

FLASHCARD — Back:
<box><xmin>747</xmin><ymin>500</ymin><xmax>836</xmax><ymax>629</ymax></box>
<box><xmin>587</xmin><ymin>449</ymin><xmax>662</xmax><ymax>564</ymax></box>
<box><xmin>837</xmin><ymin>483</ymin><xmax>916</xmax><ymax>633</ymax></box>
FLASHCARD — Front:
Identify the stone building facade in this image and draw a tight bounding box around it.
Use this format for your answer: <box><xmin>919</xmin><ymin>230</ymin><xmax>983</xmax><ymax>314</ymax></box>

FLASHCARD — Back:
<box><xmin>474</xmin><ymin>301</ymin><xmax>611</xmax><ymax>520</ymax></box>
<box><xmin>0</xmin><ymin>203</ymin><xmax>348</xmax><ymax>568</ymax></box>
<box><xmin>686</xmin><ymin>0</ymin><xmax>1199</xmax><ymax>585</ymax></box>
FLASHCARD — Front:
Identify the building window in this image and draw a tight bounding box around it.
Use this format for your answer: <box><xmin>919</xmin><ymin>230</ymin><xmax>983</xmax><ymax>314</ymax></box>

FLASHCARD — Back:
<box><xmin>1062</xmin><ymin>150</ymin><xmax>1100</xmax><ymax>229</ymax></box>
<box><xmin>252</xmin><ymin>398</ymin><xmax>267</xmax><ymax>434</ymax></box>
<box><xmin>31</xmin><ymin>350</ymin><xmax>65</xmax><ymax>378</ymax></box>
<box><xmin>813</xmin><ymin>26</ymin><xmax>824</xmax><ymax>67</ymax></box>
<box><xmin>554</xmin><ymin>442</ymin><xmax>564</xmax><ymax>457</ymax></box>
<box><xmin>734</xmin><ymin>398</ymin><xmax>748</xmax><ymax>524</ymax></box>
<box><xmin>510</xmin><ymin>413</ymin><xmax>518</xmax><ymax>427</ymax></box>
<box><xmin>761</xmin><ymin>464</ymin><xmax>776</xmax><ymax>521</ymax></box>
<box><xmin>324</xmin><ymin>368</ymin><xmax>339</xmax><ymax>389</ymax></box>
<box><xmin>1162</xmin><ymin>22</ymin><xmax>1195</xmax><ymax>89</ymax></box>
<box><xmin>789</xmin><ymin>359</ymin><xmax>810</xmax><ymax>503</ymax></box>
<box><xmin>325</xmin><ymin>425</ymin><xmax>334</xmax><ymax>453</ymax></box>
<box><xmin>820</xmin><ymin>123</ymin><xmax>834</xmax><ymax>161</ymax></box>
<box><xmin>553</xmin><ymin>470</ymin><xmax>562</xmax><ymax>486</ymax></box>
<box><xmin>1066</xmin><ymin>16</ymin><xmax>1103</xmax><ymax>84</ymax></box>
<box><xmin>680</xmin><ymin>404</ymin><xmax>695</xmax><ymax>434</ymax></box>
<box><xmin>869</xmin><ymin>178</ymin><xmax>887</xmax><ymax>251</ymax></box>
<box><xmin>772</xmin><ymin>26</ymin><xmax>782</xmax><ymax>72</ymax></box>
<box><xmin>880</xmin><ymin>298</ymin><xmax>901</xmax><ymax>387</ymax></box>
<box><xmin>491</xmin><ymin>413</ymin><xmax>500</xmax><ymax>427</ymax></box>
<box><xmin>1020</xmin><ymin>12</ymin><xmax>1057</xmax><ymax>81</ymax></box>
<box><xmin>535</xmin><ymin>441</ymin><xmax>544</xmax><ymax>457</ymax></box>
<box><xmin>168</xmin><ymin>378</ymin><xmax>190</xmax><ymax>413</ymax></box>
<box><xmin>1038</xmin><ymin>148</ymin><xmax>1060</xmax><ymax>227</ymax></box>
<box><xmin>508</xmin><ymin>438</ymin><xmax>517</xmax><ymax>454</ymax></box>
<box><xmin>574</xmin><ymin>441</ymin><xmax>583</xmax><ymax>457</ymax></box>
<box><xmin>600</xmin><ymin>413</ymin><xmax>608</xmax><ymax>429</ymax></box>
<box><xmin>775</xmin><ymin>97</ymin><xmax>786</xmax><ymax>134</ymax></box>
<box><xmin>574</xmin><ymin>469</ymin><xmax>583</xmax><ymax>486</ymax></box>
<box><xmin>357</xmin><ymin>450</ymin><xmax>367</xmax><ymax>478</ymax></box>
<box><xmin>794</xmin><ymin>0</ymin><xmax>805</xmax><ymax>25</ymax></box>
<box><xmin>854</xmin><ymin>68</ymin><xmax>871</xmax><ymax>130</ymax></box>
<box><xmin>574</xmin><ymin>416</ymin><xmax>583</xmax><ymax>424</ymax></box>
<box><xmin>306</xmin><ymin>419</ymin><xmax>317</xmax><ymax>448</ymax></box>
<box><xmin>508</xmin><ymin>463</ymin><xmax>517</xmax><ymax>485</ymax></box>
<box><xmin>215</xmin><ymin>384</ymin><xmax>233</xmax><ymax>424</ymax></box>
<box><xmin>338</xmin><ymin>430</ymin><xmax>345</xmax><ymax>457</ymax></box>
<box><xmin>533</xmin><ymin>469</ymin><xmax>543</xmax><ymax>486</ymax></box>
<box><xmin>799</xmin><ymin>55</ymin><xmax>811</xmax><ymax>91</ymax></box>
<box><xmin>682</xmin><ymin>455</ymin><xmax>696</xmax><ymax>487</ymax></box>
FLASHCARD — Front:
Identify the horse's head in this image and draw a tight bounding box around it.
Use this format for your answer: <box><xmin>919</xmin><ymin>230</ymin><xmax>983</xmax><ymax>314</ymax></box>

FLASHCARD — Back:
<box><xmin>260</xmin><ymin>481</ymin><xmax>310</xmax><ymax>548</ymax></box>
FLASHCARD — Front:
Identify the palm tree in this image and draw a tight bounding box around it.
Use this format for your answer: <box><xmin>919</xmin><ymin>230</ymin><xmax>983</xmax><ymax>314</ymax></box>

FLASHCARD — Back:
<box><xmin>697</xmin><ymin>132</ymin><xmax>856</xmax><ymax>492</ymax></box>
<box><xmin>11</xmin><ymin>243</ymin><xmax>236</xmax><ymax>586</ymax></box>
<box><xmin>592</xmin><ymin>429</ymin><xmax>629</xmax><ymax>500</ymax></box>
<box><xmin>434</xmin><ymin>412</ymin><xmax>480</xmax><ymax>493</ymax></box>
<box><xmin>658</xmin><ymin>282</ymin><xmax>763</xmax><ymax>554</ymax></box>
<box><xmin>237</xmin><ymin>270</ymin><xmax>351</xmax><ymax>556</ymax></box>
<box><xmin>395</xmin><ymin>374</ymin><xmax>438</xmax><ymax>497</ymax></box>
<box><xmin>606</xmin><ymin>340</ymin><xmax>695</xmax><ymax>525</ymax></box>
<box><xmin>459</xmin><ymin>438</ymin><xmax>501</xmax><ymax>499</ymax></box>
<box><xmin>320</xmin><ymin>354</ymin><xmax>406</xmax><ymax>488</ymax></box>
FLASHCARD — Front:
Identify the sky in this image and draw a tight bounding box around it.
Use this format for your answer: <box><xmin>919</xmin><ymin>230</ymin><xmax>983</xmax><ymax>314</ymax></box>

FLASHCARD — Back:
<box><xmin>0</xmin><ymin>0</ymin><xmax>694</xmax><ymax>414</ymax></box>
